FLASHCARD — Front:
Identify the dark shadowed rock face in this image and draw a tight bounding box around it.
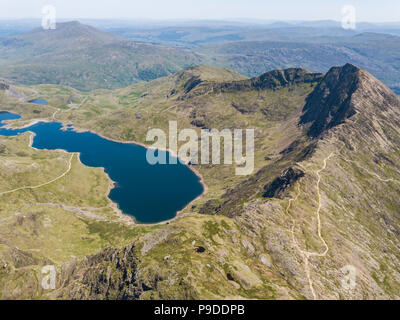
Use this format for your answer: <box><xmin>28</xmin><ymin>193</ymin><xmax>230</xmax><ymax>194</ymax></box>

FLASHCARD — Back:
<box><xmin>299</xmin><ymin>63</ymin><xmax>360</xmax><ymax>137</ymax></box>
<box><xmin>179</xmin><ymin>68</ymin><xmax>324</xmax><ymax>100</ymax></box>
<box><xmin>0</xmin><ymin>81</ymin><xmax>10</xmax><ymax>90</ymax></box>
<box><xmin>190</xmin><ymin>119</ymin><xmax>206</xmax><ymax>128</ymax></box>
<box><xmin>54</xmin><ymin>239</ymin><xmax>199</xmax><ymax>300</ymax></box>
<box><xmin>218</xmin><ymin>68</ymin><xmax>324</xmax><ymax>92</ymax></box>
<box><xmin>253</xmin><ymin>68</ymin><xmax>323</xmax><ymax>90</ymax></box>
<box><xmin>54</xmin><ymin>243</ymin><xmax>141</xmax><ymax>300</ymax></box>
<box><xmin>299</xmin><ymin>63</ymin><xmax>400</xmax><ymax>138</ymax></box>
<box><xmin>262</xmin><ymin>168</ymin><xmax>305</xmax><ymax>199</ymax></box>
<box><xmin>183</xmin><ymin>76</ymin><xmax>203</xmax><ymax>94</ymax></box>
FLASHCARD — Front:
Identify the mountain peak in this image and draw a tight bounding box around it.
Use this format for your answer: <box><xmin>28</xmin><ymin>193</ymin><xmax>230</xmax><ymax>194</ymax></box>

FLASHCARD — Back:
<box><xmin>299</xmin><ymin>63</ymin><xmax>400</xmax><ymax>137</ymax></box>
<box><xmin>176</xmin><ymin>65</ymin><xmax>247</xmax><ymax>83</ymax></box>
<box><xmin>59</xmin><ymin>20</ymin><xmax>81</xmax><ymax>26</ymax></box>
<box><xmin>5</xmin><ymin>20</ymin><xmax>122</xmax><ymax>50</ymax></box>
<box><xmin>173</xmin><ymin>66</ymin><xmax>323</xmax><ymax>99</ymax></box>
<box><xmin>255</xmin><ymin>68</ymin><xmax>323</xmax><ymax>89</ymax></box>
<box><xmin>53</xmin><ymin>21</ymin><xmax>92</xmax><ymax>32</ymax></box>
<box><xmin>300</xmin><ymin>63</ymin><xmax>362</xmax><ymax>137</ymax></box>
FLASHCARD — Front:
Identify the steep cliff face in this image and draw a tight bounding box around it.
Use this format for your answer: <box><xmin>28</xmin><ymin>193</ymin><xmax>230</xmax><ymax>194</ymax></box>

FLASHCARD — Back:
<box><xmin>53</xmin><ymin>244</ymin><xmax>140</xmax><ymax>300</ymax></box>
<box><xmin>176</xmin><ymin>67</ymin><xmax>323</xmax><ymax>100</ymax></box>
<box><xmin>249</xmin><ymin>68</ymin><xmax>324</xmax><ymax>90</ymax></box>
<box><xmin>262</xmin><ymin>168</ymin><xmax>305</xmax><ymax>199</ymax></box>
<box><xmin>299</xmin><ymin>63</ymin><xmax>359</xmax><ymax>137</ymax></box>
<box><xmin>299</xmin><ymin>63</ymin><xmax>400</xmax><ymax>138</ymax></box>
<box><xmin>197</xmin><ymin>64</ymin><xmax>400</xmax><ymax>299</ymax></box>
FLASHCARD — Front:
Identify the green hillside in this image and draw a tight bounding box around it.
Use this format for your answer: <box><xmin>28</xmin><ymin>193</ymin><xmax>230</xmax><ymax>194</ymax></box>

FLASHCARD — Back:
<box><xmin>1</xmin><ymin>22</ymin><xmax>400</xmax><ymax>95</ymax></box>
<box><xmin>1</xmin><ymin>64</ymin><xmax>399</xmax><ymax>299</ymax></box>
<box><xmin>0</xmin><ymin>22</ymin><xmax>202</xmax><ymax>91</ymax></box>
<box><xmin>200</xmin><ymin>34</ymin><xmax>400</xmax><ymax>94</ymax></box>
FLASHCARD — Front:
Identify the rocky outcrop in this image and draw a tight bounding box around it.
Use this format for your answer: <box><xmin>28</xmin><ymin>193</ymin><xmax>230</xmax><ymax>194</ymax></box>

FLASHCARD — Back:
<box><xmin>216</xmin><ymin>68</ymin><xmax>323</xmax><ymax>93</ymax></box>
<box><xmin>246</xmin><ymin>68</ymin><xmax>323</xmax><ymax>90</ymax></box>
<box><xmin>300</xmin><ymin>63</ymin><xmax>397</xmax><ymax>139</ymax></box>
<box><xmin>178</xmin><ymin>68</ymin><xmax>323</xmax><ymax>99</ymax></box>
<box><xmin>299</xmin><ymin>63</ymin><xmax>360</xmax><ymax>137</ymax></box>
<box><xmin>0</xmin><ymin>81</ymin><xmax>10</xmax><ymax>90</ymax></box>
<box><xmin>262</xmin><ymin>168</ymin><xmax>305</xmax><ymax>199</ymax></box>
<box><xmin>299</xmin><ymin>63</ymin><xmax>400</xmax><ymax>138</ymax></box>
<box><xmin>183</xmin><ymin>76</ymin><xmax>203</xmax><ymax>94</ymax></box>
<box><xmin>190</xmin><ymin>119</ymin><xmax>206</xmax><ymax>128</ymax></box>
<box><xmin>54</xmin><ymin>243</ymin><xmax>141</xmax><ymax>300</ymax></box>
<box><xmin>3</xmin><ymin>247</ymin><xmax>40</xmax><ymax>268</ymax></box>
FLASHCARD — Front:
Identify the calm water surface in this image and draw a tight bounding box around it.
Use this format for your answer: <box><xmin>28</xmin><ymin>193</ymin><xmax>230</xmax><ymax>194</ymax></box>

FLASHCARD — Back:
<box><xmin>28</xmin><ymin>99</ymin><xmax>48</xmax><ymax>105</ymax></box>
<box><xmin>0</xmin><ymin>112</ymin><xmax>204</xmax><ymax>224</ymax></box>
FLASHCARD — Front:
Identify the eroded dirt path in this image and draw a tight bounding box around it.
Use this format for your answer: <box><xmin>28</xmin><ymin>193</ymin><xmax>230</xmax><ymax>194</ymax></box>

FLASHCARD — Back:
<box><xmin>0</xmin><ymin>153</ymin><xmax>74</xmax><ymax>196</ymax></box>
<box><xmin>290</xmin><ymin>144</ymin><xmax>399</xmax><ymax>299</ymax></box>
<box><xmin>53</xmin><ymin>96</ymin><xmax>89</xmax><ymax>120</ymax></box>
<box><xmin>289</xmin><ymin>152</ymin><xmax>333</xmax><ymax>300</ymax></box>
<box><xmin>341</xmin><ymin>157</ymin><xmax>400</xmax><ymax>184</ymax></box>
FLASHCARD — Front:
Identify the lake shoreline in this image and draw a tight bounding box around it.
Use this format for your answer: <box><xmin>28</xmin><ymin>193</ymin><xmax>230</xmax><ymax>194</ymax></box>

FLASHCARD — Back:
<box><xmin>63</xmin><ymin>122</ymin><xmax>209</xmax><ymax>227</ymax></box>
<box><xmin>0</xmin><ymin>111</ymin><xmax>208</xmax><ymax>227</ymax></box>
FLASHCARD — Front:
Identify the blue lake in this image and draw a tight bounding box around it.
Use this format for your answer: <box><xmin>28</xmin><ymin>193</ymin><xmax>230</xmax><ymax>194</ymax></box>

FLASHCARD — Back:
<box><xmin>0</xmin><ymin>112</ymin><xmax>204</xmax><ymax>224</ymax></box>
<box><xmin>28</xmin><ymin>99</ymin><xmax>48</xmax><ymax>105</ymax></box>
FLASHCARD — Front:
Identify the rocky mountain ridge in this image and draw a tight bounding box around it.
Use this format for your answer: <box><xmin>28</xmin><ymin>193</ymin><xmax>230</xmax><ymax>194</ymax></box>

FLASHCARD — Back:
<box><xmin>41</xmin><ymin>63</ymin><xmax>400</xmax><ymax>299</ymax></box>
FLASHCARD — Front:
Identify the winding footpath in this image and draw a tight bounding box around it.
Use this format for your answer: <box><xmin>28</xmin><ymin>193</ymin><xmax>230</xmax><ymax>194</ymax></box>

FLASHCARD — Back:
<box><xmin>290</xmin><ymin>146</ymin><xmax>399</xmax><ymax>299</ymax></box>
<box><xmin>0</xmin><ymin>153</ymin><xmax>74</xmax><ymax>197</ymax></box>
<box><xmin>289</xmin><ymin>152</ymin><xmax>333</xmax><ymax>300</ymax></box>
<box><xmin>52</xmin><ymin>96</ymin><xmax>88</xmax><ymax>120</ymax></box>
<box><xmin>341</xmin><ymin>157</ymin><xmax>399</xmax><ymax>184</ymax></box>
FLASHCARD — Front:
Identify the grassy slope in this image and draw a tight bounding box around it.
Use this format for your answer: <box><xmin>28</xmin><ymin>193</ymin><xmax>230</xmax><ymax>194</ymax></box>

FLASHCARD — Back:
<box><xmin>40</xmin><ymin>66</ymin><xmax>315</xmax><ymax>208</ymax></box>
<box><xmin>0</xmin><ymin>65</ymin><xmax>399</xmax><ymax>299</ymax></box>
<box><xmin>0</xmin><ymin>66</ymin><xmax>316</xmax><ymax>299</ymax></box>
<box><xmin>0</xmin><ymin>124</ymin><xmax>158</xmax><ymax>299</ymax></box>
<box><xmin>199</xmin><ymin>36</ymin><xmax>400</xmax><ymax>93</ymax></box>
<box><xmin>0</xmin><ymin>22</ymin><xmax>202</xmax><ymax>91</ymax></box>
<box><xmin>2</xmin><ymin>23</ymin><xmax>400</xmax><ymax>95</ymax></box>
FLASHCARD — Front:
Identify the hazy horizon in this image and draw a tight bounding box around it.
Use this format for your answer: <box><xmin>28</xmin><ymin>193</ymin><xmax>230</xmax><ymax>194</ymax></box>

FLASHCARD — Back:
<box><xmin>1</xmin><ymin>18</ymin><xmax>400</xmax><ymax>24</ymax></box>
<box><xmin>0</xmin><ymin>0</ymin><xmax>399</xmax><ymax>23</ymax></box>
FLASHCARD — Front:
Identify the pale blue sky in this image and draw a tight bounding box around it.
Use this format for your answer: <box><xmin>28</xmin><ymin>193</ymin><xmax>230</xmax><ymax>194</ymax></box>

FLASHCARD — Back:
<box><xmin>0</xmin><ymin>0</ymin><xmax>399</xmax><ymax>22</ymax></box>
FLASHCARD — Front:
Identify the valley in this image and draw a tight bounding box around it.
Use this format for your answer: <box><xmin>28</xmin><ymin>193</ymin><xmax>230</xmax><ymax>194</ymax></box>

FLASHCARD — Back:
<box><xmin>0</xmin><ymin>113</ymin><xmax>203</xmax><ymax>224</ymax></box>
<box><xmin>1</xmin><ymin>21</ymin><xmax>400</xmax><ymax>94</ymax></box>
<box><xmin>0</xmin><ymin>60</ymin><xmax>399</xmax><ymax>299</ymax></box>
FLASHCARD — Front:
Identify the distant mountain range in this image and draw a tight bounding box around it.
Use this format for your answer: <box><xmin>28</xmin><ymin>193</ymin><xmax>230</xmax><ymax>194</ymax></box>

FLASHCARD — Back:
<box><xmin>201</xmin><ymin>32</ymin><xmax>400</xmax><ymax>94</ymax></box>
<box><xmin>1</xmin><ymin>15</ymin><xmax>400</xmax><ymax>301</ymax></box>
<box><xmin>0</xmin><ymin>20</ymin><xmax>399</xmax><ymax>94</ymax></box>
<box><xmin>0</xmin><ymin>21</ymin><xmax>202</xmax><ymax>91</ymax></box>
